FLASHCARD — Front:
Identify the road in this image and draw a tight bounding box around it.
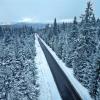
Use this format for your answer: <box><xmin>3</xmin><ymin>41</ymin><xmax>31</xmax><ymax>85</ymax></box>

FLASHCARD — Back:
<box><xmin>38</xmin><ymin>37</ymin><xmax>82</xmax><ymax>100</ymax></box>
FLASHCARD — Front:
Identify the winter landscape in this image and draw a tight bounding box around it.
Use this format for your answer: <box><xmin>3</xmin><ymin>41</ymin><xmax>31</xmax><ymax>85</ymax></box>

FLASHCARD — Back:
<box><xmin>0</xmin><ymin>0</ymin><xmax>100</xmax><ymax>100</ymax></box>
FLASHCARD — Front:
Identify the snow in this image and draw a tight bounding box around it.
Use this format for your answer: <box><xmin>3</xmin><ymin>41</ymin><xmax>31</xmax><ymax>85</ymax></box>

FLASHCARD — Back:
<box><xmin>35</xmin><ymin>34</ymin><xmax>62</xmax><ymax>100</ymax></box>
<box><xmin>37</xmin><ymin>34</ymin><xmax>92</xmax><ymax>100</ymax></box>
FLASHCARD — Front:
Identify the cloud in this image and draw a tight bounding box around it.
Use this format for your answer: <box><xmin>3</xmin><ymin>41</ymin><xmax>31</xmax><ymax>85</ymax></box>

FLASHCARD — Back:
<box><xmin>18</xmin><ymin>17</ymin><xmax>38</xmax><ymax>23</ymax></box>
<box><xmin>18</xmin><ymin>17</ymin><xmax>34</xmax><ymax>23</ymax></box>
<box><xmin>58</xmin><ymin>19</ymin><xmax>73</xmax><ymax>23</ymax></box>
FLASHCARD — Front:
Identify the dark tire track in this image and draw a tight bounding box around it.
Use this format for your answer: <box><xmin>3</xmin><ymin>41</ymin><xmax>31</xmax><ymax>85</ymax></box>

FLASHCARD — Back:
<box><xmin>38</xmin><ymin>37</ymin><xmax>82</xmax><ymax>100</ymax></box>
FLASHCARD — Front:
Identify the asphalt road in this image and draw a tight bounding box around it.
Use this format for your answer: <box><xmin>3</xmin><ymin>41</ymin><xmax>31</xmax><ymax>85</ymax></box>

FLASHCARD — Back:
<box><xmin>38</xmin><ymin>37</ymin><xmax>82</xmax><ymax>100</ymax></box>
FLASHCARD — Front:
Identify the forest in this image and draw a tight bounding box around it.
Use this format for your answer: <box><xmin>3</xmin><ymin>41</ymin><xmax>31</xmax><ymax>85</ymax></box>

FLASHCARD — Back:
<box><xmin>38</xmin><ymin>2</ymin><xmax>100</xmax><ymax>100</ymax></box>
<box><xmin>0</xmin><ymin>25</ymin><xmax>39</xmax><ymax>100</ymax></box>
<box><xmin>0</xmin><ymin>1</ymin><xmax>100</xmax><ymax>100</ymax></box>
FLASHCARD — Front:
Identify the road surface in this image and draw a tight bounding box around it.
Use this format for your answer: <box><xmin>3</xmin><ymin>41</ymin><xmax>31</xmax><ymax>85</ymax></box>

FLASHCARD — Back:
<box><xmin>38</xmin><ymin>37</ymin><xmax>82</xmax><ymax>100</ymax></box>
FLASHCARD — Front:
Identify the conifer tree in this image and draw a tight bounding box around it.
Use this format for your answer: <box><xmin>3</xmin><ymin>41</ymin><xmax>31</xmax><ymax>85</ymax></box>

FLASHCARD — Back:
<box><xmin>53</xmin><ymin>18</ymin><xmax>58</xmax><ymax>36</ymax></box>
<box><xmin>73</xmin><ymin>1</ymin><xmax>97</xmax><ymax>88</ymax></box>
<box><xmin>66</xmin><ymin>16</ymin><xmax>78</xmax><ymax>68</ymax></box>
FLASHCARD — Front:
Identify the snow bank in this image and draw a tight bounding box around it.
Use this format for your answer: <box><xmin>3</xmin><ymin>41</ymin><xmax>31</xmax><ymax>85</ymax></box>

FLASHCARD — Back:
<box><xmin>35</xmin><ymin>34</ymin><xmax>62</xmax><ymax>100</ymax></box>
<box><xmin>37</xmin><ymin>34</ymin><xmax>92</xmax><ymax>100</ymax></box>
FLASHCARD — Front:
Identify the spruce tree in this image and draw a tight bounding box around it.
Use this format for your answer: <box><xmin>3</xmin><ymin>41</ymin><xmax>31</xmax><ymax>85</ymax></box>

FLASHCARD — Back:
<box><xmin>62</xmin><ymin>22</ymin><xmax>66</xmax><ymax>31</ymax></box>
<box><xmin>65</xmin><ymin>16</ymin><xmax>78</xmax><ymax>68</ymax></box>
<box><xmin>53</xmin><ymin>18</ymin><xmax>58</xmax><ymax>36</ymax></box>
<box><xmin>73</xmin><ymin>1</ymin><xmax>97</xmax><ymax>88</ymax></box>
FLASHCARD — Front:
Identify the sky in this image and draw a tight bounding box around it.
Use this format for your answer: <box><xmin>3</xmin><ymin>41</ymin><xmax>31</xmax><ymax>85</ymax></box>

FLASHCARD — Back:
<box><xmin>0</xmin><ymin>0</ymin><xmax>100</xmax><ymax>24</ymax></box>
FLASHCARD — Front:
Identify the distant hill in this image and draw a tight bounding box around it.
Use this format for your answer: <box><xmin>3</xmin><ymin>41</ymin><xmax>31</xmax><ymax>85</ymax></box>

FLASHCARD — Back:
<box><xmin>12</xmin><ymin>22</ymin><xmax>46</xmax><ymax>30</ymax></box>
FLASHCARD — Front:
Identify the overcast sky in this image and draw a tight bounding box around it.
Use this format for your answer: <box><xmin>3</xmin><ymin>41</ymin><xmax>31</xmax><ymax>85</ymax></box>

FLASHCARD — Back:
<box><xmin>0</xmin><ymin>0</ymin><xmax>99</xmax><ymax>24</ymax></box>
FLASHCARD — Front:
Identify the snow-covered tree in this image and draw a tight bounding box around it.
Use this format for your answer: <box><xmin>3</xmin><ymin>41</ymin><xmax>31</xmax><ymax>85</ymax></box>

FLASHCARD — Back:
<box><xmin>65</xmin><ymin>16</ymin><xmax>79</xmax><ymax>68</ymax></box>
<box><xmin>73</xmin><ymin>1</ymin><xmax>97</xmax><ymax>89</ymax></box>
<box><xmin>0</xmin><ymin>26</ymin><xmax>39</xmax><ymax>100</ymax></box>
<box><xmin>53</xmin><ymin>18</ymin><xmax>58</xmax><ymax>36</ymax></box>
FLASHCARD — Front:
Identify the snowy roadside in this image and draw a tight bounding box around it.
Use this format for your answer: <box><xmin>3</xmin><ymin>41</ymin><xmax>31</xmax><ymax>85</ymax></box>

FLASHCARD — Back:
<box><xmin>35</xmin><ymin>34</ymin><xmax>62</xmax><ymax>100</ymax></box>
<box><xmin>37</xmin><ymin>34</ymin><xmax>92</xmax><ymax>100</ymax></box>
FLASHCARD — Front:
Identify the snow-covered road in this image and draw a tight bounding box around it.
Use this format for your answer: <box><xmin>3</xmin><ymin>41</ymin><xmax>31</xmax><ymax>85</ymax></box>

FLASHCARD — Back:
<box><xmin>38</xmin><ymin>37</ymin><xmax>82</xmax><ymax>100</ymax></box>
<box><xmin>37</xmin><ymin>34</ymin><xmax>92</xmax><ymax>100</ymax></box>
<box><xmin>35</xmin><ymin>33</ymin><xmax>92</xmax><ymax>100</ymax></box>
<box><xmin>35</xmin><ymin>34</ymin><xmax>62</xmax><ymax>100</ymax></box>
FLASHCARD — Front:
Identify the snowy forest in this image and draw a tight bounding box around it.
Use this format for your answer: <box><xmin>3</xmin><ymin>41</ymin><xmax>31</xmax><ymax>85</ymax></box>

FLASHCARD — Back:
<box><xmin>38</xmin><ymin>2</ymin><xmax>100</xmax><ymax>100</ymax></box>
<box><xmin>0</xmin><ymin>26</ymin><xmax>39</xmax><ymax>100</ymax></box>
<box><xmin>0</xmin><ymin>1</ymin><xmax>100</xmax><ymax>100</ymax></box>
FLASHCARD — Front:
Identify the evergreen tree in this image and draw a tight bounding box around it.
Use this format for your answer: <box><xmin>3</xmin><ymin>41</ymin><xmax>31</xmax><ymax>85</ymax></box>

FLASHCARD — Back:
<box><xmin>66</xmin><ymin>16</ymin><xmax>79</xmax><ymax>68</ymax></box>
<box><xmin>73</xmin><ymin>1</ymin><xmax>97</xmax><ymax>88</ymax></box>
<box><xmin>62</xmin><ymin>22</ymin><xmax>66</xmax><ymax>31</ymax></box>
<box><xmin>53</xmin><ymin>18</ymin><xmax>58</xmax><ymax>36</ymax></box>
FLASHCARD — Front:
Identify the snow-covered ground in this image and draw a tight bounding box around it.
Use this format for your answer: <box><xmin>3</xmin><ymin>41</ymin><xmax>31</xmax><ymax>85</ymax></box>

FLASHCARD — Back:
<box><xmin>35</xmin><ymin>34</ymin><xmax>62</xmax><ymax>100</ymax></box>
<box><xmin>37</xmin><ymin>34</ymin><xmax>92</xmax><ymax>100</ymax></box>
